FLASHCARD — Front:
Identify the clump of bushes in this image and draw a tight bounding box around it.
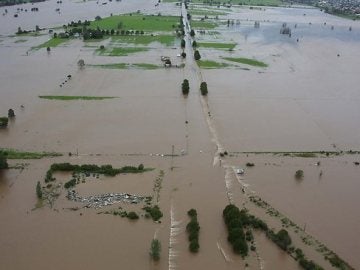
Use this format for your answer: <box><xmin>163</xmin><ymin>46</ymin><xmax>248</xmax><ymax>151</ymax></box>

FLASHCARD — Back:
<box><xmin>186</xmin><ymin>209</ymin><xmax>200</xmax><ymax>253</ymax></box>
<box><xmin>182</xmin><ymin>79</ymin><xmax>190</xmax><ymax>95</ymax></box>
<box><xmin>267</xmin><ymin>229</ymin><xmax>292</xmax><ymax>251</ymax></box>
<box><xmin>64</xmin><ymin>178</ymin><xmax>76</xmax><ymax>189</ymax></box>
<box><xmin>200</xmin><ymin>82</ymin><xmax>208</xmax><ymax>96</ymax></box>
<box><xmin>246</xmin><ymin>162</ymin><xmax>255</xmax><ymax>167</ymax></box>
<box><xmin>143</xmin><ymin>205</ymin><xmax>163</xmax><ymax>221</ymax></box>
<box><xmin>150</xmin><ymin>239</ymin><xmax>161</xmax><ymax>261</ymax></box>
<box><xmin>127</xmin><ymin>211</ymin><xmax>139</xmax><ymax>220</ymax></box>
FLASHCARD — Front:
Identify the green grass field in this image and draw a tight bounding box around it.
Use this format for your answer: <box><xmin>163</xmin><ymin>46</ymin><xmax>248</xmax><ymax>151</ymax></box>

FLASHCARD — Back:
<box><xmin>111</xmin><ymin>35</ymin><xmax>177</xmax><ymax>46</ymax></box>
<box><xmin>190</xmin><ymin>0</ymin><xmax>282</xmax><ymax>6</ymax></box>
<box><xmin>0</xmin><ymin>148</ymin><xmax>62</xmax><ymax>159</ymax></box>
<box><xmin>35</xmin><ymin>37</ymin><xmax>68</xmax><ymax>49</ymax></box>
<box><xmin>90</xmin><ymin>14</ymin><xmax>180</xmax><ymax>32</ymax></box>
<box><xmin>198</xmin><ymin>42</ymin><xmax>236</xmax><ymax>50</ymax></box>
<box><xmin>191</xmin><ymin>20</ymin><xmax>218</xmax><ymax>29</ymax></box>
<box><xmin>97</xmin><ymin>47</ymin><xmax>148</xmax><ymax>56</ymax></box>
<box><xmin>91</xmin><ymin>63</ymin><xmax>160</xmax><ymax>70</ymax></box>
<box><xmin>223</xmin><ymin>57</ymin><xmax>268</xmax><ymax>67</ymax></box>
<box><xmin>197</xmin><ymin>60</ymin><xmax>230</xmax><ymax>68</ymax></box>
<box><xmin>189</xmin><ymin>8</ymin><xmax>228</xmax><ymax>16</ymax></box>
<box><xmin>39</xmin><ymin>96</ymin><xmax>117</xmax><ymax>100</ymax></box>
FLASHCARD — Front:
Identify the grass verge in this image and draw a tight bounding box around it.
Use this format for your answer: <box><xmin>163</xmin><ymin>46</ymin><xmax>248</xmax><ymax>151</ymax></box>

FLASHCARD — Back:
<box><xmin>0</xmin><ymin>148</ymin><xmax>62</xmax><ymax>159</ymax></box>
<box><xmin>197</xmin><ymin>60</ymin><xmax>230</xmax><ymax>69</ymax></box>
<box><xmin>223</xmin><ymin>57</ymin><xmax>268</xmax><ymax>67</ymax></box>
<box><xmin>198</xmin><ymin>42</ymin><xmax>236</xmax><ymax>50</ymax></box>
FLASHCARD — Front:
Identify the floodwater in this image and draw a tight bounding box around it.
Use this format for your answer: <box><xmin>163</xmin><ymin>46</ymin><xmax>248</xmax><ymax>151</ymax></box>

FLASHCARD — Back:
<box><xmin>1</xmin><ymin>0</ymin><xmax>360</xmax><ymax>269</ymax></box>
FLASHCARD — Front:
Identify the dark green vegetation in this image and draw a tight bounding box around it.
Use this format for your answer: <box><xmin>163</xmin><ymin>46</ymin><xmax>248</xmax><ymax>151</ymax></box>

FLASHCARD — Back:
<box><xmin>150</xmin><ymin>239</ymin><xmax>161</xmax><ymax>261</ymax></box>
<box><xmin>0</xmin><ymin>0</ymin><xmax>45</xmax><ymax>7</ymax></box>
<box><xmin>103</xmin><ymin>208</ymin><xmax>144</xmax><ymax>220</ymax></box>
<box><xmin>186</xmin><ymin>209</ymin><xmax>200</xmax><ymax>253</ymax></box>
<box><xmin>200</xmin><ymin>82</ymin><xmax>208</xmax><ymax>96</ymax></box>
<box><xmin>44</xmin><ymin>162</ymin><xmax>151</xmax><ymax>183</ymax></box>
<box><xmin>143</xmin><ymin>205</ymin><xmax>163</xmax><ymax>221</ymax></box>
<box><xmin>197</xmin><ymin>60</ymin><xmax>230</xmax><ymax>69</ymax></box>
<box><xmin>36</xmin><ymin>181</ymin><xmax>42</xmax><ymax>199</ymax></box>
<box><xmin>39</xmin><ymin>96</ymin><xmax>117</xmax><ymax>100</ymax></box>
<box><xmin>182</xmin><ymin>79</ymin><xmax>190</xmax><ymax>95</ymax></box>
<box><xmin>246</xmin><ymin>162</ymin><xmax>255</xmax><ymax>167</ymax></box>
<box><xmin>0</xmin><ymin>148</ymin><xmax>62</xmax><ymax>159</ymax></box>
<box><xmin>268</xmin><ymin>229</ymin><xmax>292</xmax><ymax>250</ymax></box>
<box><xmin>295</xmin><ymin>170</ymin><xmax>304</xmax><ymax>179</ymax></box>
<box><xmin>0</xmin><ymin>154</ymin><xmax>9</xmax><ymax>169</ymax></box>
<box><xmin>198</xmin><ymin>42</ymin><xmax>236</xmax><ymax>50</ymax></box>
<box><xmin>127</xmin><ymin>211</ymin><xmax>140</xmax><ymax>220</ymax></box>
<box><xmin>194</xmin><ymin>50</ymin><xmax>201</xmax><ymax>60</ymax></box>
<box><xmin>191</xmin><ymin>20</ymin><xmax>217</xmax><ymax>29</ymax></box>
<box><xmin>0</xmin><ymin>117</ymin><xmax>8</xmax><ymax>127</ymax></box>
<box><xmin>223</xmin><ymin>204</ymin><xmax>250</xmax><ymax>256</ymax></box>
<box><xmin>223</xmin><ymin>57</ymin><xmax>268</xmax><ymax>67</ymax></box>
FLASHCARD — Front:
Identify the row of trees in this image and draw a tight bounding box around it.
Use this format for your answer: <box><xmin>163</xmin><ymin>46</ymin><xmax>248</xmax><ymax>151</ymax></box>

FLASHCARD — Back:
<box><xmin>186</xmin><ymin>209</ymin><xmax>200</xmax><ymax>252</ymax></box>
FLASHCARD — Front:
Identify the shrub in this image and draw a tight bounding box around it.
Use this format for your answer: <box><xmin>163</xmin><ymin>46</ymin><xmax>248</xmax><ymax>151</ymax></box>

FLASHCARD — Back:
<box><xmin>200</xmin><ymin>82</ymin><xmax>208</xmax><ymax>96</ymax></box>
<box><xmin>150</xmin><ymin>239</ymin><xmax>161</xmax><ymax>261</ymax></box>
<box><xmin>143</xmin><ymin>205</ymin><xmax>163</xmax><ymax>221</ymax></box>
<box><xmin>190</xmin><ymin>29</ymin><xmax>195</xmax><ymax>37</ymax></box>
<box><xmin>187</xmin><ymin>208</ymin><xmax>197</xmax><ymax>218</ymax></box>
<box><xmin>295</xmin><ymin>170</ymin><xmax>304</xmax><ymax>179</ymax></box>
<box><xmin>8</xmin><ymin>109</ymin><xmax>15</xmax><ymax>118</ymax></box>
<box><xmin>246</xmin><ymin>162</ymin><xmax>255</xmax><ymax>167</ymax></box>
<box><xmin>181</xmin><ymin>39</ymin><xmax>186</xmax><ymax>48</ymax></box>
<box><xmin>192</xmin><ymin>40</ymin><xmax>197</xmax><ymax>47</ymax></box>
<box><xmin>138</xmin><ymin>163</ymin><xmax>144</xmax><ymax>170</ymax></box>
<box><xmin>127</xmin><ymin>211</ymin><xmax>139</xmax><ymax>220</ymax></box>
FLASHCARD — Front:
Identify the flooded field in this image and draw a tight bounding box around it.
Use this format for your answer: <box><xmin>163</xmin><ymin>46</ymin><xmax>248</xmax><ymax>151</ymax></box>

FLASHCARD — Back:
<box><xmin>1</xmin><ymin>0</ymin><xmax>360</xmax><ymax>269</ymax></box>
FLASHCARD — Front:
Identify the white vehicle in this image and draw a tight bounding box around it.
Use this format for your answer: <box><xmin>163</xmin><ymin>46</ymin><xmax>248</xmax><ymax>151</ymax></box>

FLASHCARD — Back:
<box><xmin>236</xmin><ymin>168</ymin><xmax>244</xmax><ymax>175</ymax></box>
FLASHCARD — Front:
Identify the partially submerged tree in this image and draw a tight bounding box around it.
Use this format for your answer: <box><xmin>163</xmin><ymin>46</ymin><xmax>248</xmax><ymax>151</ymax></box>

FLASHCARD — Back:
<box><xmin>150</xmin><ymin>239</ymin><xmax>161</xmax><ymax>261</ymax></box>
<box><xmin>8</xmin><ymin>109</ymin><xmax>15</xmax><ymax>118</ymax></box>
<box><xmin>194</xmin><ymin>50</ymin><xmax>201</xmax><ymax>60</ymax></box>
<box><xmin>36</xmin><ymin>181</ymin><xmax>42</xmax><ymax>199</ymax></box>
<box><xmin>77</xmin><ymin>59</ymin><xmax>85</xmax><ymax>68</ymax></box>
<box><xmin>200</xmin><ymin>82</ymin><xmax>208</xmax><ymax>96</ymax></box>
<box><xmin>295</xmin><ymin>170</ymin><xmax>304</xmax><ymax>179</ymax></box>
<box><xmin>182</xmin><ymin>79</ymin><xmax>190</xmax><ymax>95</ymax></box>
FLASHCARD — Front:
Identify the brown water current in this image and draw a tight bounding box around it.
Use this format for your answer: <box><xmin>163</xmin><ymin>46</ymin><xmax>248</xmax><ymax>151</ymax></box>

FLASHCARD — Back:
<box><xmin>1</xmin><ymin>0</ymin><xmax>360</xmax><ymax>269</ymax></box>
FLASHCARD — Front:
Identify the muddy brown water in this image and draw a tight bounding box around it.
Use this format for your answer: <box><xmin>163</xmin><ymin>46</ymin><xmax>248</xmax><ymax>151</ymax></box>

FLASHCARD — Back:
<box><xmin>1</xmin><ymin>1</ymin><xmax>360</xmax><ymax>269</ymax></box>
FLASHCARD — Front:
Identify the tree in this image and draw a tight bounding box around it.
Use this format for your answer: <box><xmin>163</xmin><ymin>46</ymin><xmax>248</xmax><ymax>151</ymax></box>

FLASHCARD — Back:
<box><xmin>150</xmin><ymin>239</ymin><xmax>161</xmax><ymax>261</ymax></box>
<box><xmin>190</xmin><ymin>29</ymin><xmax>195</xmax><ymax>37</ymax></box>
<box><xmin>77</xmin><ymin>59</ymin><xmax>85</xmax><ymax>68</ymax></box>
<box><xmin>36</xmin><ymin>181</ymin><xmax>42</xmax><ymax>199</ymax></box>
<box><xmin>192</xmin><ymin>40</ymin><xmax>197</xmax><ymax>48</ymax></box>
<box><xmin>0</xmin><ymin>154</ymin><xmax>8</xmax><ymax>170</ymax></box>
<box><xmin>8</xmin><ymin>109</ymin><xmax>15</xmax><ymax>118</ymax></box>
<box><xmin>182</xmin><ymin>79</ymin><xmax>190</xmax><ymax>95</ymax></box>
<box><xmin>275</xmin><ymin>229</ymin><xmax>292</xmax><ymax>251</ymax></box>
<box><xmin>200</xmin><ymin>82</ymin><xmax>208</xmax><ymax>96</ymax></box>
<box><xmin>194</xmin><ymin>50</ymin><xmax>201</xmax><ymax>60</ymax></box>
<box><xmin>181</xmin><ymin>39</ymin><xmax>186</xmax><ymax>49</ymax></box>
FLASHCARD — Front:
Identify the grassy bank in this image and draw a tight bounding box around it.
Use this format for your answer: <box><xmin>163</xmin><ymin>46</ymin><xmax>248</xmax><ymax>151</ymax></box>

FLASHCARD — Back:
<box><xmin>90</xmin><ymin>63</ymin><xmax>160</xmax><ymax>70</ymax></box>
<box><xmin>223</xmin><ymin>57</ymin><xmax>268</xmax><ymax>67</ymax></box>
<box><xmin>39</xmin><ymin>96</ymin><xmax>117</xmax><ymax>100</ymax></box>
<box><xmin>0</xmin><ymin>148</ymin><xmax>62</xmax><ymax>159</ymax></box>
<box><xmin>198</xmin><ymin>42</ymin><xmax>236</xmax><ymax>50</ymax></box>
<box><xmin>35</xmin><ymin>37</ymin><xmax>69</xmax><ymax>49</ymax></box>
<box><xmin>191</xmin><ymin>20</ymin><xmax>218</xmax><ymax>29</ymax></box>
<box><xmin>97</xmin><ymin>47</ymin><xmax>148</xmax><ymax>56</ymax></box>
<box><xmin>197</xmin><ymin>60</ymin><xmax>230</xmax><ymax>69</ymax></box>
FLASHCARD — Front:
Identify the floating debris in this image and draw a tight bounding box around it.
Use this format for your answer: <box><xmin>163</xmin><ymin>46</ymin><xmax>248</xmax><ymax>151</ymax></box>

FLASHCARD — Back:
<box><xmin>66</xmin><ymin>190</ymin><xmax>146</xmax><ymax>208</ymax></box>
